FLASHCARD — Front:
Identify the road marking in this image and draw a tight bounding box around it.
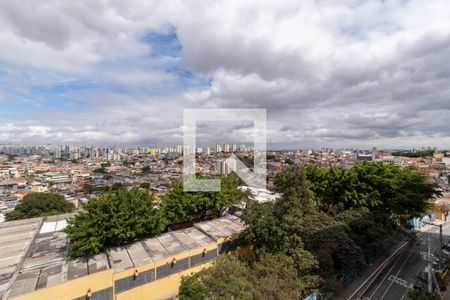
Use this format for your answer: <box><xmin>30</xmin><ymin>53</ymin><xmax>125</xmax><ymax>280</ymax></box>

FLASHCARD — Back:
<box><xmin>367</xmin><ymin>243</ymin><xmax>413</xmax><ymax>299</ymax></box>
<box><xmin>346</xmin><ymin>239</ymin><xmax>410</xmax><ymax>300</ymax></box>
<box><xmin>378</xmin><ymin>240</ymin><xmax>417</xmax><ymax>300</ymax></box>
<box><xmin>347</xmin><ymin>223</ymin><xmax>448</xmax><ymax>300</ymax></box>
<box><xmin>387</xmin><ymin>275</ymin><xmax>409</xmax><ymax>288</ymax></box>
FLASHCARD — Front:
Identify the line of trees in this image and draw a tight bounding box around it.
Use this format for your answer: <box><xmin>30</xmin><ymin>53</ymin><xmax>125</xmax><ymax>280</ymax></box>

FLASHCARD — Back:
<box><xmin>391</xmin><ymin>150</ymin><xmax>434</xmax><ymax>157</ymax></box>
<box><xmin>64</xmin><ymin>176</ymin><xmax>248</xmax><ymax>257</ymax></box>
<box><xmin>179</xmin><ymin>162</ymin><xmax>440</xmax><ymax>299</ymax></box>
<box><xmin>5</xmin><ymin>161</ymin><xmax>440</xmax><ymax>298</ymax></box>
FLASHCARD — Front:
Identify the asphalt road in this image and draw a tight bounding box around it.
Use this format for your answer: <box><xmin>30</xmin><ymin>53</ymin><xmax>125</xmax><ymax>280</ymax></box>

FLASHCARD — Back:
<box><xmin>350</xmin><ymin>223</ymin><xmax>450</xmax><ymax>300</ymax></box>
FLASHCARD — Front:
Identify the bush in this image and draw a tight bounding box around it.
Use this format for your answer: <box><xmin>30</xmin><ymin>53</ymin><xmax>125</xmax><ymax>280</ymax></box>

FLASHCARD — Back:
<box><xmin>179</xmin><ymin>254</ymin><xmax>306</xmax><ymax>300</ymax></box>
<box><xmin>6</xmin><ymin>192</ymin><xmax>75</xmax><ymax>221</ymax></box>
<box><xmin>65</xmin><ymin>188</ymin><xmax>166</xmax><ymax>257</ymax></box>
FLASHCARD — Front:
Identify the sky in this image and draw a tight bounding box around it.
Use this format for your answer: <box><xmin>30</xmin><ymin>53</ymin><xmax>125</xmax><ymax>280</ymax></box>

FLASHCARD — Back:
<box><xmin>0</xmin><ymin>0</ymin><xmax>450</xmax><ymax>149</ymax></box>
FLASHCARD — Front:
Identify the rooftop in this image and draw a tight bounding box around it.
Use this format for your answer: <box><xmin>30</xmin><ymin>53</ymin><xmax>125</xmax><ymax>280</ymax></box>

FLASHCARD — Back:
<box><xmin>0</xmin><ymin>214</ymin><xmax>245</xmax><ymax>299</ymax></box>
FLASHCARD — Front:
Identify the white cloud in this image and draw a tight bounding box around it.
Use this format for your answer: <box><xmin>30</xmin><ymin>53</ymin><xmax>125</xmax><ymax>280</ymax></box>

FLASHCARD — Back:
<box><xmin>1</xmin><ymin>0</ymin><xmax>450</xmax><ymax>148</ymax></box>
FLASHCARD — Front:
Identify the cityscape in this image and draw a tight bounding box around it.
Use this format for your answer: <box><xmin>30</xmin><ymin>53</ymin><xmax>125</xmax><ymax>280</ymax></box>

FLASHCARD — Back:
<box><xmin>1</xmin><ymin>1</ymin><xmax>450</xmax><ymax>300</ymax></box>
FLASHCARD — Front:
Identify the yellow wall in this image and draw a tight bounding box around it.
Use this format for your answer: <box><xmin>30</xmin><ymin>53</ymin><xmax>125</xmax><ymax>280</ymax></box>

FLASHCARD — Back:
<box><xmin>12</xmin><ymin>244</ymin><xmax>219</xmax><ymax>300</ymax></box>
<box><xmin>116</xmin><ymin>264</ymin><xmax>212</xmax><ymax>300</ymax></box>
<box><xmin>12</xmin><ymin>269</ymin><xmax>114</xmax><ymax>300</ymax></box>
<box><xmin>31</xmin><ymin>185</ymin><xmax>48</xmax><ymax>193</ymax></box>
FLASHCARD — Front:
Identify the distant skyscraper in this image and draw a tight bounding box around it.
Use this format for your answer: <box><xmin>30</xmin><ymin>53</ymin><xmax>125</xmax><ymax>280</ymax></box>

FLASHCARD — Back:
<box><xmin>216</xmin><ymin>159</ymin><xmax>235</xmax><ymax>175</ymax></box>
<box><xmin>176</xmin><ymin>145</ymin><xmax>183</xmax><ymax>154</ymax></box>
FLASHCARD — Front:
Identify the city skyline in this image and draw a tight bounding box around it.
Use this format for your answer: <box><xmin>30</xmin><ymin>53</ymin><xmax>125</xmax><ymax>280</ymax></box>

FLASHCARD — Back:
<box><xmin>1</xmin><ymin>1</ymin><xmax>450</xmax><ymax>148</ymax></box>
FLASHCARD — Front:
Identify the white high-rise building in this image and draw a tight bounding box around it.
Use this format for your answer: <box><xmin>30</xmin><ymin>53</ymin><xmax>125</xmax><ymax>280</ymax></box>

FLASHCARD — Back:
<box><xmin>216</xmin><ymin>159</ymin><xmax>236</xmax><ymax>176</ymax></box>
<box><xmin>176</xmin><ymin>145</ymin><xmax>183</xmax><ymax>154</ymax></box>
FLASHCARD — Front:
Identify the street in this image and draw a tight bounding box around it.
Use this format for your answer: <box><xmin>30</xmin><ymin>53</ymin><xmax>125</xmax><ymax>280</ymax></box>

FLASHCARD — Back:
<box><xmin>345</xmin><ymin>222</ymin><xmax>450</xmax><ymax>300</ymax></box>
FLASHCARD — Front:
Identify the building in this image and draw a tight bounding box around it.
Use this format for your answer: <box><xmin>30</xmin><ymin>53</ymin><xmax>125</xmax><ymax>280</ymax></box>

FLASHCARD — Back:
<box><xmin>0</xmin><ymin>181</ymin><xmax>18</xmax><ymax>193</ymax></box>
<box><xmin>31</xmin><ymin>184</ymin><xmax>48</xmax><ymax>193</ymax></box>
<box><xmin>356</xmin><ymin>153</ymin><xmax>373</xmax><ymax>161</ymax></box>
<box><xmin>37</xmin><ymin>172</ymin><xmax>70</xmax><ymax>183</ymax></box>
<box><xmin>0</xmin><ymin>214</ymin><xmax>245</xmax><ymax>300</ymax></box>
<box><xmin>417</xmin><ymin>163</ymin><xmax>430</xmax><ymax>177</ymax></box>
<box><xmin>216</xmin><ymin>159</ymin><xmax>236</xmax><ymax>176</ymax></box>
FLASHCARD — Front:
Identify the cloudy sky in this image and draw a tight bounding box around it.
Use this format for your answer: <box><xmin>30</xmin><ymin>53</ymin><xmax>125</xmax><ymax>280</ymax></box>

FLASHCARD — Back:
<box><xmin>0</xmin><ymin>0</ymin><xmax>450</xmax><ymax>149</ymax></box>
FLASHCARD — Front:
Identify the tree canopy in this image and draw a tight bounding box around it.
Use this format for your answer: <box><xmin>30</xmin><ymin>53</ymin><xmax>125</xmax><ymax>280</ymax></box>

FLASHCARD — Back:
<box><xmin>65</xmin><ymin>188</ymin><xmax>166</xmax><ymax>257</ymax></box>
<box><xmin>185</xmin><ymin>164</ymin><xmax>434</xmax><ymax>297</ymax></box>
<box><xmin>391</xmin><ymin>150</ymin><xmax>434</xmax><ymax>157</ymax></box>
<box><xmin>179</xmin><ymin>254</ymin><xmax>308</xmax><ymax>300</ymax></box>
<box><xmin>161</xmin><ymin>177</ymin><xmax>250</xmax><ymax>223</ymax></box>
<box><xmin>306</xmin><ymin>162</ymin><xmax>440</xmax><ymax>219</ymax></box>
<box><xmin>6</xmin><ymin>192</ymin><xmax>75</xmax><ymax>221</ymax></box>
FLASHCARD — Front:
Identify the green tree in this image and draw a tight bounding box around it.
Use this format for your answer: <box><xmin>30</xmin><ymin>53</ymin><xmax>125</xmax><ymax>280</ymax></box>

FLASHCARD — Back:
<box><xmin>6</xmin><ymin>192</ymin><xmax>75</xmax><ymax>221</ymax></box>
<box><xmin>306</xmin><ymin>162</ymin><xmax>440</xmax><ymax>219</ymax></box>
<box><xmin>408</xmin><ymin>289</ymin><xmax>440</xmax><ymax>300</ymax></box>
<box><xmin>392</xmin><ymin>150</ymin><xmax>434</xmax><ymax>158</ymax></box>
<box><xmin>65</xmin><ymin>188</ymin><xmax>166</xmax><ymax>257</ymax></box>
<box><xmin>241</xmin><ymin>166</ymin><xmax>365</xmax><ymax>294</ymax></box>
<box><xmin>162</xmin><ymin>177</ymin><xmax>250</xmax><ymax>223</ymax></box>
<box><xmin>141</xmin><ymin>166</ymin><xmax>151</xmax><ymax>174</ymax></box>
<box><xmin>179</xmin><ymin>254</ymin><xmax>308</xmax><ymax>300</ymax></box>
<box><xmin>334</xmin><ymin>207</ymin><xmax>395</xmax><ymax>256</ymax></box>
<box><xmin>94</xmin><ymin>167</ymin><xmax>107</xmax><ymax>174</ymax></box>
<box><xmin>140</xmin><ymin>182</ymin><xmax>150</xmax><ymax>189</ymax></box>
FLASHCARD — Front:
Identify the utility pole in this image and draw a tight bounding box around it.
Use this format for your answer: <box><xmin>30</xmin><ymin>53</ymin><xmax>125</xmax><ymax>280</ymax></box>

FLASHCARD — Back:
<box><xmin>428</xmin><ymin>233</ymin><xmax>433</xmax><ymax>293</ymax></box>
<box><xmin>423</xmin><ymin>221</ymin><xmax>443</xmax><ymax>271</ymax></box>
<box><xmin>440</xmin><ymin>224</ymin><xmax>443</xmax><ymax>271</ymax></box>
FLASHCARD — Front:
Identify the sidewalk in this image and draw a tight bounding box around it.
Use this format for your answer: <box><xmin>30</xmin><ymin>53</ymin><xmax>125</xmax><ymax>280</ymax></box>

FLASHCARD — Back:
<box><xmin>415</xmin><ymin>219</ymin><xmax>445</xmax><ymax>233</ymax></box>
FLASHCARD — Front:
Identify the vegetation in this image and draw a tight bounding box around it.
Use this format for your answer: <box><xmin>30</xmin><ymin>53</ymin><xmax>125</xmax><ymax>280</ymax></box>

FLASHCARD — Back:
<box><xmin>305</xmin><ymin>162</ymin><xmax>440</xmax><ymax>220</ymax></box>
<box><xmin>93</xmin><ymin>167</ymin><xmax>108</xmax><ymax>174</ymax></box>
<box><xmin>6</xmin><ymin>192</ymin><xmax>75</xmax><ymax>221</ymax></box>
<box><xmin>180</xmin><ymin>255</ymin><xmax>307</xmax><ymax>300</ymax></box>
<box><xmin>408</xmin><ymin>289</ymin><xmax>440</xmax><ymax>300</ymax></box>
<box><xmin>65</xmin><ymin>188</ymin><xmax>166</xmax><ymax>257</ymax></box>
<box><xmin>161</xmin><ymin>177</ymin><xmax>250</xmax><ymax>223</ymax></box>
<box><xmin>57</xmin><ymin>159</ymin><xmax>439</xmax><ymax>296</ymax></box>
<box><xmin>83</xmin><ymin>183</ymin><xmax>110</xmax><ymax>194</ymax></box>
<box><xmin>242</xmin><ymin>167</ymin><xmax>363</xmax><ymax>290</ymax></box>
<box><xmin>140</xmin><ymin>182</ymin><xmax>150</xmax><ymax>189</ymax></box>
<box><xmin>141</xmin><ymin>165</ymin><xmax>151</xmax><ymax>174</ymax></box>
<box><xmin>392</xmin><ymin>150</ymin><xmax>434</xmax><ymax>157</ymax></box>
<box><xmin>122</xmin><ymin>160</ymin><xmax>136</xmax><ymax>166</ymax></box>
<box><xmin>179</xmin><ymin>164</ymin><xmax>438</xmax><ymax>298</ymax></box>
